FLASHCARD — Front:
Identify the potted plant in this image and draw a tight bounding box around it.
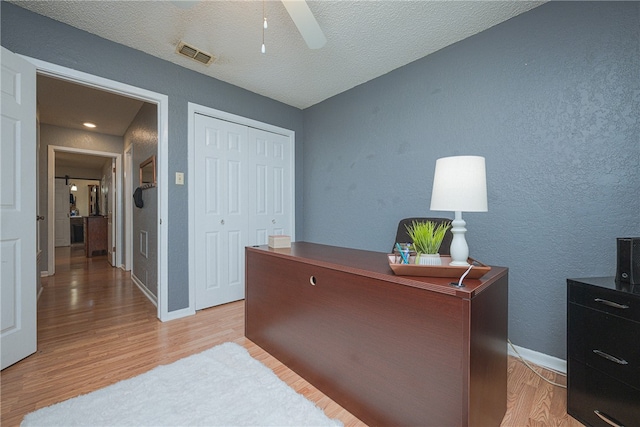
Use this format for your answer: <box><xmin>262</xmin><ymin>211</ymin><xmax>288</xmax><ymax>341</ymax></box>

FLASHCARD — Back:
<box><xmin>405</xmin><ymin>220</ymin><xmax>451</xmax><ymax>265</ymax></box>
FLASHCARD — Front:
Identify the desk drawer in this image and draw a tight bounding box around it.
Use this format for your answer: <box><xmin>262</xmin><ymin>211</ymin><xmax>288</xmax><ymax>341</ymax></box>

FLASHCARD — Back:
<box><xmin>569</xmin><ymin>280</ymin><xmax>640</xmax><ymax>322</ymax></box>
<box><xmin>568</xmin><ymin>358</ymin><xmax>640</xmax><ymax>427</ymax></box>
<box><xmin>569</xmin><ymin>303</ymin><xmax>640</xmax><ymax>388</ymax></box>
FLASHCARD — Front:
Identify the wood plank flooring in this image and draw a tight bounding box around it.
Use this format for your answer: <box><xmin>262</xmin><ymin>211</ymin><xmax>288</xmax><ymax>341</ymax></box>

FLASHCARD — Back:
<box><xmin>1</xmin><ymin>245</ymin><xmax>583</xmax><ymax>426</ymax></box>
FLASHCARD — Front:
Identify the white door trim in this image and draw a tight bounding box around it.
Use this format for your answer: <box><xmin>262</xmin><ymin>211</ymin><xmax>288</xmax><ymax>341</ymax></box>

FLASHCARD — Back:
<box><xmin>187</xmin><ymin>102</ymin><xmax>296</xmax><ymax>314</ymax></box>
<box><xmin>23</xmin><ymin>55</ymin><xmax>170</xmax><ymax>322</ymax></box>
<box><xmin>124</xmin><ymin>145</ymin><xmax>133</xmax><ymax>272</ymax></box>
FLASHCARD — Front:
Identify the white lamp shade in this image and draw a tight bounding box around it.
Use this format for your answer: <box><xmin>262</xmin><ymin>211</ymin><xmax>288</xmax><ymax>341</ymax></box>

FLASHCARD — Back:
<box><xmin>430</xmin><ymin>155</ymin><xmax>487</xmax><ymax>212</ymax></box>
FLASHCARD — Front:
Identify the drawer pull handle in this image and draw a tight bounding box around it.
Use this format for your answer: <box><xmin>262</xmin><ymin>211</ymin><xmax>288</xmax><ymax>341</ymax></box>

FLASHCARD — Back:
<box><xmin>593</xmin><ymin>349</ymin><xmax>628</xmax><ymax>365</ymax></box>
<box><xmin>594</xmin><ymin>410</ymin><xmax>624</xmax><ymax>427</ymax></box>
<box><xmin>594</xmin><ymin>298</ymin><xmax>629</xmax><ymax>309</ymax></box>
<box><xmin>309</xmin><ymin>276</ymin><xmax>317</xmax><ymax>286</ymax></box>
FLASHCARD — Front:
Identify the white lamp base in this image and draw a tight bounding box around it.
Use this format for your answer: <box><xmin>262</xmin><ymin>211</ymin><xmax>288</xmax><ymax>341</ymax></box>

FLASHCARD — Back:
<box><xmin>449</xmin><ymin>211</ymin><xmax>470</xmax><ymax>266</ymax></box>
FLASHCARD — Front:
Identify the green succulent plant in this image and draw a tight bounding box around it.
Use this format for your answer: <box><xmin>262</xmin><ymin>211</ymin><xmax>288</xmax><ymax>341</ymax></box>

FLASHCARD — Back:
<box><xmin>405</xmin><ymin>220</ymin><xmax>451</xmax><ymax>256</ymax></box>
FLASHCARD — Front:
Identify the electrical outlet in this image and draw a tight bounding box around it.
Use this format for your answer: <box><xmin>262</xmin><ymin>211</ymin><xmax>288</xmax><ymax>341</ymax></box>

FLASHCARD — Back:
<box><xmin>176</xmin><ymin>172</ymin><xmax>184</xmax><ymax>185</ymax></box>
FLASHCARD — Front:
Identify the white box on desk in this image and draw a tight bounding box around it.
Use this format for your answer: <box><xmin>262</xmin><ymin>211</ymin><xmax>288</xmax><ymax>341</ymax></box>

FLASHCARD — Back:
<box><xmin>268</xmin><ymin>235</ymin><xmax>291</xmax><ymax>248</ymax></box>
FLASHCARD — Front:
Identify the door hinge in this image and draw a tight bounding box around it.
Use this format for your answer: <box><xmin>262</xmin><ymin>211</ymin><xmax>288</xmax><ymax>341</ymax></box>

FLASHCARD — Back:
<box><xmin>112</xmin><ymin>246</ymin><xmax>116</xmax><ymax>252</ymax></box>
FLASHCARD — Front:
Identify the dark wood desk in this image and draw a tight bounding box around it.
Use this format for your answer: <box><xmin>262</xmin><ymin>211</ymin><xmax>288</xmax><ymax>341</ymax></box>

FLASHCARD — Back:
<box><xmin>245</xmin><ymin>242</ymin><xmax>508</xmax><ymax>426</ymax></box>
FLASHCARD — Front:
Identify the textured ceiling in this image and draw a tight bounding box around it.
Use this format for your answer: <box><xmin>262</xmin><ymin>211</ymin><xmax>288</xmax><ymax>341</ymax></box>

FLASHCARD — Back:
<box><xmin>13</xmin><ymin>0</ymin><xmax>544</xmax><ymax>109</ymax></box>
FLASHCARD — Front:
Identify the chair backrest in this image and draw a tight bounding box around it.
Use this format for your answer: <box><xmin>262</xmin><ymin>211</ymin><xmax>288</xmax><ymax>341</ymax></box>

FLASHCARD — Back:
<box><xmin>392</xmin><ymin>217</ymin><xmax>453</xmax><ymax>254</ymax></box>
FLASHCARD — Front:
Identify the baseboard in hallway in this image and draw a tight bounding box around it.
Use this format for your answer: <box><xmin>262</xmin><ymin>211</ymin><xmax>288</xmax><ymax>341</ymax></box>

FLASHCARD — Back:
<box><xmin>131</xmin><ymin>273</ymin><xmax>158</xmax><ymax>307</ymax></box>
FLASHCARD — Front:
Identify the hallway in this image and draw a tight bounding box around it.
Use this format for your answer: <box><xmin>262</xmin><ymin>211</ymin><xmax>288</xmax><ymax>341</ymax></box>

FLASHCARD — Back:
<box><xmin>1</xmin><ymin>247</ymin><xmax>282</xmax><ymax>426</ymax></box>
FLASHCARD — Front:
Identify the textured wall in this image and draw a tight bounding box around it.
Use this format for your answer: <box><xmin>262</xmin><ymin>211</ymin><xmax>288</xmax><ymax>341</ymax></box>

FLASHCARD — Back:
<box><xmin>2</xmin><ymin>2</ymin><xmax>304</xmax><ymax>312</ymax></box>
<box><xmin>126</xmin><ymin>103</ymin><xmax>159</xmax><ymax>297</ymax></box>
<box><xmin>303</xmin><ymin>2</ymin><xmax>640</xmax><ymax>358</ymax></box>
<box><xmin>38</xmin><ymin>124</ymin><xmax>124</xmax><ymax>273</ymax></box>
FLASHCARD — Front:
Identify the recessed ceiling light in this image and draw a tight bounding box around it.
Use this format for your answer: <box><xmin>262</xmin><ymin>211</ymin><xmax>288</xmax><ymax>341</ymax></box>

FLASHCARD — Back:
<box><xmin>83</xmin><ymin>122</ymin><xmax>96</xmax><ymax>128</ymax></box>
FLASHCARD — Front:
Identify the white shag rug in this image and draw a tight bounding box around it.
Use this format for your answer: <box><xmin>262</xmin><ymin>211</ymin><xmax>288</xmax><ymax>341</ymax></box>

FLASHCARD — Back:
<box><xmin>21</xmin><ymin>342</ymin><xmax>342</xmax><ymax>427</ymax></box>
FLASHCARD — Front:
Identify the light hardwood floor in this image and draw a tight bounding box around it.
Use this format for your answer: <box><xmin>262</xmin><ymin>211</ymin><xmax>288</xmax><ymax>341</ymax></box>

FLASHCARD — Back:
<box><xmin>1</xmin><ymin>245</ymin><xmax>583</xmax><ymax>427</ymax></box>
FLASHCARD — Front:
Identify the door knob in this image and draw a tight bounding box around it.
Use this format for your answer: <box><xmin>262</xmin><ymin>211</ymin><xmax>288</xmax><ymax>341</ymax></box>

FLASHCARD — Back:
<box><xmin>37</xmin><ymin>215</ymin><xmax>45</xmax><ymax>221</ymax></box>
<box><xmin>272</xmin><ymin>219</ymin><xmax>276</xmax><ymax>224</ymax></box>
<box><xmin>220</xmin><ymin>219</ymin><xmax>225</xmax><ymax>225</ymax></box>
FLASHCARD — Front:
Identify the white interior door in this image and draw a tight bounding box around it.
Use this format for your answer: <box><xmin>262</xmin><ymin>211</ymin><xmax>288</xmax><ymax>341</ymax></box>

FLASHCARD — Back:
<box><xmin>1</xmin><ymin>47</ymin><xmax>37</xmax><ymax>370</ymax></box>
<box><xmin>247</xmin><ymin>128</ymin><xmax>293</xmax><ymax>245</ymax></box>
<box><xmin>194</xmin><ymin>114</ymin><xmax>248</xmax><ymax>310</ymax></box>
<box><xmin>54</xmin><ymin>178</ymin><xmax>70</xmax><ymax>247</ymax></box>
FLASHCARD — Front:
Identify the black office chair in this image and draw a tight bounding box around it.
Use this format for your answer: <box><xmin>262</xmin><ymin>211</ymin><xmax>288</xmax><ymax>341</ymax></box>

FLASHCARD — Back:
<box><xmin>392</xmin><ymin>217</ymin><xmax>453</xmax><ymax>254</ymax></box>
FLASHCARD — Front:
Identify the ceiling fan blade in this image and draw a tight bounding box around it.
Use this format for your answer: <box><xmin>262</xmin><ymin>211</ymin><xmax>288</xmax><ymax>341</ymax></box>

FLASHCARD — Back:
<box><xmin>281</xmin><ymin>0</ymin><xmax>327</xmax><ymax>49</ymax></box>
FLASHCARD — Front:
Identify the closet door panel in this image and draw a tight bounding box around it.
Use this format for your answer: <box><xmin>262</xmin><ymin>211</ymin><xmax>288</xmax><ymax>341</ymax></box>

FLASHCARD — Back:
<box><xmin>248</xmin><ymin>128</ymin><xmax>292</xmax><ymax>246</ymax></box>
<box><xmin>195</xmin><ymin>114</ymin><xmax>248</xmax><ymax>309</ymax></box>
<box><xmin>194</xmin><ymin>113</ymin><xmax>294</xmax><ymax>310</ymax></box>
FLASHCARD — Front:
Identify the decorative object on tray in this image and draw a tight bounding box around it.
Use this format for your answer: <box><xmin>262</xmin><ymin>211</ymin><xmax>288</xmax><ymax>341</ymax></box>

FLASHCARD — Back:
<box><xmin>393</xmin><ymin>243</ymin><xmax>413</xmax><ymax>264</ymax></box>
<box><xmin>268</xmin><ymin>235</ymin><xmax>291</xmax><ymax>248</ymax></box>
<box><xmin>430</xmin><ymin>155</ymin><xmax>488</xmax><ymax>266</ymax></box>
<box><xmin>388</xmin><ymin>254</ymin><xmax>491</xmax><ymax>279</ymax></box>
<box><xmin>404</xmin><ymin>220</ymin><xmax>451</xmax><ymax>265</ymax></box>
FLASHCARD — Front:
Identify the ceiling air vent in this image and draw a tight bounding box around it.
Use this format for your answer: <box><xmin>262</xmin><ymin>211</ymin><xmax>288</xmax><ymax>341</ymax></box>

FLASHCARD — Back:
<box><xmin>176</xmin><ymin>41</ymin><xmax>215</xmax><ymax>66</ymax></box>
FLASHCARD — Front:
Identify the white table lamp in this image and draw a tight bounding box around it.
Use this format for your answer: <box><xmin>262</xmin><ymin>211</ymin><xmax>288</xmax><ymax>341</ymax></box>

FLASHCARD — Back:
<box><xmin>430</xmin><ymin>156</ymin><xmax>487</xmax><ymax>266</ymax></box>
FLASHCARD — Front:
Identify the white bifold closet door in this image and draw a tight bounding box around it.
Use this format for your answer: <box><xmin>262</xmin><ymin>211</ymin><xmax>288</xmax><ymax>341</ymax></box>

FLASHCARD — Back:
<box><xmin>194</xmin><ymin>114</ymin><xmax>292</xmax><ymax>310</ymax></box>
<box><xmin>247</xmin><ymin>127</ymin><xmax>292</xmax><ymax>245</ymax></box>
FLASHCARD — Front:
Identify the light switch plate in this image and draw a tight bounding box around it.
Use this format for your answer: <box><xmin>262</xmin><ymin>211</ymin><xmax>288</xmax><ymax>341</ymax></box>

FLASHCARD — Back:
<box><xmin>176</xmin><ymin>172</ymin><xmax>184</xmax><ymax>185</ymax></box>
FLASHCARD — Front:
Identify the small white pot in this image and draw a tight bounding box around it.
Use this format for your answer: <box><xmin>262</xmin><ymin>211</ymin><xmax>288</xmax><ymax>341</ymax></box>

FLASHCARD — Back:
<box><xmin>418</xmin><ymin>253</ymin><xmax>442</xmax><ymax>266</ymax></box>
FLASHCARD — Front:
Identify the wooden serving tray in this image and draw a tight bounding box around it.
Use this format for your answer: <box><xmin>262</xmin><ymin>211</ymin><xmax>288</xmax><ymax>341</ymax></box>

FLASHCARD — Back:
<box><xmin>388</xmin><ymin>254</ymin><xmax>491</xmax><ymax>279</ymax></box>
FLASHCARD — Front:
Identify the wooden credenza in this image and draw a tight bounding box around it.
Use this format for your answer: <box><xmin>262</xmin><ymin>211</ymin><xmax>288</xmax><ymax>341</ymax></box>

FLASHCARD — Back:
<box><xmin>83</xmin><ymin>216</ymin><xmax>107</xmax><ymax>257</ymax></box>
<box><xmin>245</xmin><ymin>242</ymin><xmax>508</xmax><ymax>426</ymax></box>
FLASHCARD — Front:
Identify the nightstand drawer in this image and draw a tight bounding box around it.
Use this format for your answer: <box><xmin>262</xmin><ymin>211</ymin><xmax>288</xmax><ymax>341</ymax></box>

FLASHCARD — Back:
<box><xmin>568</xmin><ymin>358</ymin><xmax>640</xmax><ymax>427</ymax></box>
<box><xmin>569</xmin><ymin>303</ymin><xmax>640</xmax><ymax>388</ymax></box>
<box><xmin>569</xmin><ymin>280</ymin><xmax>640</xmax><ymax>322</ymax></box>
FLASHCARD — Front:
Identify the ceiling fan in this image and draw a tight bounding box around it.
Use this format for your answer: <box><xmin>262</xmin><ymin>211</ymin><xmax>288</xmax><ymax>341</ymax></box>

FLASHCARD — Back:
<box><xmin>172</xmin><ymin>0</ymin><xmax>326</xmax><ymax>50</ymax></box>
<box><xmin>280</xmin><ymin>0</ymin><xmax>326</xmax><ymax>49</ymax></box>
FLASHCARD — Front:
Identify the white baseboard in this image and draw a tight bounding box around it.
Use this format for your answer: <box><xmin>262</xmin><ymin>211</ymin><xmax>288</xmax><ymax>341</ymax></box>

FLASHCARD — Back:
<box><xmin>508</xmin><ymin>342</ymin><xmax>566</xmax><ymax>375</ymax></box>
<box><xmin>130</xmin><ymin>273</ymin><xmax>195</xmax><ymax>322</ymax></box>
<box><xmin>40</xmin><ymin>271</ymin><xmax>49</xmax><ymax>277</ymax></box>
<box><xmin>131</xmin><ymin>273</ymin><xmax>158</xmax><ymax>307</ymax></box>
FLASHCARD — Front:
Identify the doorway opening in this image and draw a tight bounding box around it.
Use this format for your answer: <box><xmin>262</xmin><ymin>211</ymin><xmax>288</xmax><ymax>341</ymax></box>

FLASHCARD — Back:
<box><xmin>48</xmin><ymin>146</ymin><xmax>121</xmax><ymax>271</ymax></box>
<box><xmin>29</xmin><ymin>56</ymin><xmax>170</xmax><ymax>321</ymax></box>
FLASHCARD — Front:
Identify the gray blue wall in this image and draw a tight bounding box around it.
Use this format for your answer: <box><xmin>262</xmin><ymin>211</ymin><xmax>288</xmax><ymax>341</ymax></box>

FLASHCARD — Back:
<box><xmin>1</xmin><ymin>1</ymin><xmax>304</xmax><ymax>312</ymax></box>
<box><xmin>126</xmin><ymin>103</ymin><xmax>159</xmax><ymax>298</ymax></box>
<box><xmin>303</xmin><ymin>1</ymin><xmax>640</xmax><ymax>358</ymax></box>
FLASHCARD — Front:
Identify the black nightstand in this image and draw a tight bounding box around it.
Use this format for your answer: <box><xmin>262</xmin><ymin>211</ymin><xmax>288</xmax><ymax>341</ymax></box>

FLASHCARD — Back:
<box><xmin>567</xmin><ymin>277</ymin><xmax>640</xmax><ymax>427</ymax></box>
